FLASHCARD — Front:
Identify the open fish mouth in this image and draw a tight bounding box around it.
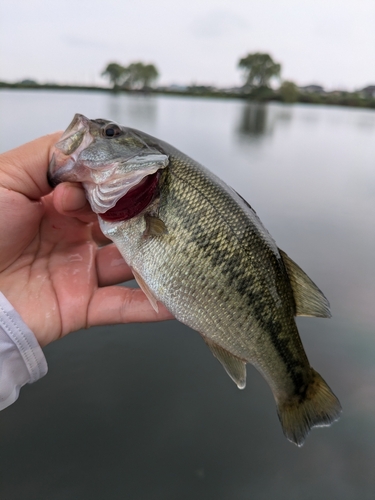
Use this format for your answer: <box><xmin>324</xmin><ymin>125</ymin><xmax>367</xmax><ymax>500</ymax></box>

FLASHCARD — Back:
<box><xmin>48</xmin><ymin>113</ymin><xmax>169</xmax><ymax>220</ymax></box>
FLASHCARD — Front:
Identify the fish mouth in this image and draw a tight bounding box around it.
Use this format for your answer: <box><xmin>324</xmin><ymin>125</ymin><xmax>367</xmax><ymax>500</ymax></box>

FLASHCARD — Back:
<box><xmin>48</xmin><ymin>113</ymin><xmax>169</xmax><ymax>221</ymax></box>
<box><xmin>48</xmin><ymin>114</ymin><xmax>94</xmax><ymax>187</ymax></box>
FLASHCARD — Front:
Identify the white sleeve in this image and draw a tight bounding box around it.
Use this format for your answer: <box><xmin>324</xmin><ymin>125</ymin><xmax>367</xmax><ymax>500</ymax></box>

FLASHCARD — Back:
<box><xmin>0</xmin><ymin>292</ymin><xmax>48</xmax><ymax>410</ymax></box>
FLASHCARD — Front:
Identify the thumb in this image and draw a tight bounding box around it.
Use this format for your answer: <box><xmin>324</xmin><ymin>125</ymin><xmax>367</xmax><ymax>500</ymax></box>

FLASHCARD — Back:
<box><xmin>0</xmin><ymin>132</ymin><xmax>62</xmax><ymax>200</ymax></box>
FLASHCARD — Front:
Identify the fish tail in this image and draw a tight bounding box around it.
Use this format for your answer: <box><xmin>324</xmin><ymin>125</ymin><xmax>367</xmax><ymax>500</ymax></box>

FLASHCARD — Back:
<box><xmin>277</xmin><ymin>368</ymin><xmax>342</xmax><ymax>447</ymax></box>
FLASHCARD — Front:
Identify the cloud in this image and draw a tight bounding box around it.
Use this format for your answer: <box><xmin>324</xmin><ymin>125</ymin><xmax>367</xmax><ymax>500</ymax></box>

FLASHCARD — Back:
<box><xmin>62</xmin><ymin>35</ymin><xmax>113</xmax><ymax>50</ymax></box>
<box><xmin>191</xmin><ymin>10</ymin><xmax>248</xmax><ymax>38</ymax></box>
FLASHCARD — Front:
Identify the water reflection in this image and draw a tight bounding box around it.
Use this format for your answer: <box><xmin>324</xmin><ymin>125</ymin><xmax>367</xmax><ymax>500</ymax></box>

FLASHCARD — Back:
<box><xmin>237</xmin><ymin>102</ymin><xmax>268</xmax><ymax>136</ymax></box>
<box><xmin>236</xmin><ymin>102</ymin><xmax>294</xmax><ymax>145</ymax></box>
<box><xmin>106</xmin><ymin>93</ymin><xmax>157</xmax><ymax>130</ymax></box>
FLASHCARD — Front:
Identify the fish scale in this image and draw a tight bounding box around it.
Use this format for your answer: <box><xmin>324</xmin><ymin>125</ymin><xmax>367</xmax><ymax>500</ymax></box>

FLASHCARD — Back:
<box><xmin>48</xmin><ymin>114</ymin><xmax>342</xmax><ymax>446</ymax></box>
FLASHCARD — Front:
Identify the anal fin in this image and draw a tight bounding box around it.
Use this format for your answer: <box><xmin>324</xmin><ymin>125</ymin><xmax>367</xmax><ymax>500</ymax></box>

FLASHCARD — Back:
<box><xmin>132</xmin><ymin>268</ymin><xmax>159</xmax><ymax>313</ymax></box>
<box><xmin>205</xmin><ymin>339</ymin><xmax>247</xmax><ymax>389</ymax></box>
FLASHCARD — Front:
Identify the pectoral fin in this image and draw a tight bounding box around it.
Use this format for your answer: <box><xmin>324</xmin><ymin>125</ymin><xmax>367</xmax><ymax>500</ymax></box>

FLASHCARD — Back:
<box><xmin>132</xmin><ymin>268</ymin><xmax>159</xmax><ymax>313</ymax></box>
<box><xmin>279</xmin><ymin>248</ymin><xmax>331</xmax><ymax>318</ymax></box>
<box><xmin>144</xmin><ymin>214</ymin><xmax>168</xmax><ymax>237</ymax></box>
<box><xmin>205</xmin><ymin>339</ymin><xmax>247</xmax><ymax>389</ymax></box>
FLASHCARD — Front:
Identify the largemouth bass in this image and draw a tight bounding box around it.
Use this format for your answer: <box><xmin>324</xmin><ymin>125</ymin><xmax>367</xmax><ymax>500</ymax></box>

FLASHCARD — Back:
<box><xmin>48</xmin><ymin>114</ymin><xmax>341</xmax><ymax>446</ymax></box>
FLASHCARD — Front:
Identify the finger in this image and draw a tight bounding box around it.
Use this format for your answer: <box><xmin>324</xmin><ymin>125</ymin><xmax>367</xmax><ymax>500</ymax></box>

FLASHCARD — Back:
<box><xmin>96</xmin><ymin>244</ymin><xmax>134</xmax><ymax>286</ymax></box>
<box><xmin>0</xmin><ymin>132</ymin><xmax>62</xmax><ymax>199</ymax></box>
<box><xmin>53</xmin><ymin>183</ymin><xmax>112</xmax><ymax>245</ymax></box>
<box><xmin>87</xmin><ymin>286</ymin><xmax>174</xmax><ymax>326</ymax></box>
<box><xmin>91</xmin><ymin>221</ymin><xmax>112</xmax><ymax>247</ymax></box>
<box><xmin>53</xmin><ymin>182</ymin><xmax>97</xmax><ymax>222</ymax></box>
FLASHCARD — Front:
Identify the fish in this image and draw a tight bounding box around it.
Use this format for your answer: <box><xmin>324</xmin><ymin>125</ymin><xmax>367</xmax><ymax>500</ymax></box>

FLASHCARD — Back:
<box><xmin>48</xmin><ymin>113</ymin><xmax>342</xmax><ymax>446</ymax></box>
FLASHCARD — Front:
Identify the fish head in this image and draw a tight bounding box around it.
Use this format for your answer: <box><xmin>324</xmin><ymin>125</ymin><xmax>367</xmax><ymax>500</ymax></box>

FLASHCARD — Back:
<box><xmin>48</xmin><ymin>113</ymin><xmax>169</xmax><ymax>221</ymax></box>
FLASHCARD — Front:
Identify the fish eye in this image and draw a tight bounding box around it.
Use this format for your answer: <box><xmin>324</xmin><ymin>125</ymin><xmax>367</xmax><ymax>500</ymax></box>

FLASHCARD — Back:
<box><xmin>103</xmin><ymin>123</ymin><xmax>122</xmax><ymax>138</ymax></box>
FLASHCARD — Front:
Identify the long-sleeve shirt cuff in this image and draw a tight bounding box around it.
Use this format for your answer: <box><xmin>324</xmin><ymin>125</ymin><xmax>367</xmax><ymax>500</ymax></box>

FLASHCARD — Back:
<box><xmin>0</xmin><ymin>291</ymin><xmax>48</xmax><ymax>410</ymax></box>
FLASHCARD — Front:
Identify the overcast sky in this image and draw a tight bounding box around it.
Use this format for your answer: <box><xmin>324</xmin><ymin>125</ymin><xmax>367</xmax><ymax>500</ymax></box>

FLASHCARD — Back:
<box><xmin>1</xmin><ymin>0</ymin><xmax>374</xmax><ymax>91</ymax></box>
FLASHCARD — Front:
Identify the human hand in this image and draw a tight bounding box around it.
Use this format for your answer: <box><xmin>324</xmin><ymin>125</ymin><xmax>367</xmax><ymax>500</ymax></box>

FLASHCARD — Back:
<box><xmin>0</xmin><ymin>134</ymin><xmax>173</xmax><ymax>347</ymax></box>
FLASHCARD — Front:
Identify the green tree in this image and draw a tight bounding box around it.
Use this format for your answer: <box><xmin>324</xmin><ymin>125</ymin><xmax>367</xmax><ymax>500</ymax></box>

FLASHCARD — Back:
<box><xmin>122</xmin><ymin>62</ymin><xmax>159</xmax><ymax>89</ymax></box>
<box><xmin>238</xmin><ymin>52</ymin><xmax>281</xmax><ymax>88</ymax></box>
<box><xmin>142</xmin><ymin>64</ymin><xmax>159</xmax><ymax>87</ymax></box>
<box><xmin>279</xmin><ymin>80</ymin><xmax>299</xmax><ymax>103</ymax></box>
<box><xmin>101</xmin><ymin>62</ymin><xmax>126</xmax><ymax>88</ymax></box>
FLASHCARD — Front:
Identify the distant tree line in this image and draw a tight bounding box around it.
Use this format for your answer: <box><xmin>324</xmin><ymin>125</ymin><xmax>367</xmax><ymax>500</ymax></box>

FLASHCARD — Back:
<box><xmin>2</xmin><ymin>52</ymin><xmax>374</xmax><ymax>109</ymax></box>
<box><xmin>97</xmin><ymin>52</ymin><xmax>375</xmax><ymax>108</ymax></box>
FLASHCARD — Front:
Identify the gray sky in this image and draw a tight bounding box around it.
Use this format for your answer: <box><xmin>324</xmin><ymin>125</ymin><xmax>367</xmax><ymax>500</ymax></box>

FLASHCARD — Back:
<box><xmin>1</xmin><ymin>0</ymin><xmax>374</xmax><ymax>91</ymax></box>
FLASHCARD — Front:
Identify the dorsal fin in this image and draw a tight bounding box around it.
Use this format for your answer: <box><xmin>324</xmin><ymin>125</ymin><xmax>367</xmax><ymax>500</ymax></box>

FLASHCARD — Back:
<box><xmin>204</xmin><ymin>339</ymin><xmax>247</xmax><ymax>389</ymax></box>
<box><xmin>279</xmin><ymin>248</ymin><xmax>331</xmax><ymax>318</ymax></box>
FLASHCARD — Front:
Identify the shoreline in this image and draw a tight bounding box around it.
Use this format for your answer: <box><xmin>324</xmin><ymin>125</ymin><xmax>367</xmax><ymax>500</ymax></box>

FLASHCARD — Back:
<box><xmin>1</xmin><ymin>82</ymin><xmax>375</xmax><ymax>110</ymax></box>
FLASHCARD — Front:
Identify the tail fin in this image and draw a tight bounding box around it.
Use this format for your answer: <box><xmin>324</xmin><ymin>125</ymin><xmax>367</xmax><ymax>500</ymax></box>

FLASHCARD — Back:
<box><xmin>277</xmin><ymin>368</ymin><xmax>342</xmax><ymax>447</ymax></box>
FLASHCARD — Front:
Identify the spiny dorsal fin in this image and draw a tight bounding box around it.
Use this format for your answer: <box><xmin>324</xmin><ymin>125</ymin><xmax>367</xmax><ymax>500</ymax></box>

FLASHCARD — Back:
<box><xmin>144</xmin><ymin>214</ymin><xmax>168</xmax><ymax>237</ymax></box>
<box><xmin>204</xmin><ymin>339</ymin><xmax>247</xmax><ymax>389</ymax></box>
<box><xmin>131</xmin><ymin>267</ymin><xmax>159</xmax><ymax>313</ymax></box>
<box><xmin>279</xmin><ymin>248</ymin><xmax>331</xmax><ymax>318</ymax></box>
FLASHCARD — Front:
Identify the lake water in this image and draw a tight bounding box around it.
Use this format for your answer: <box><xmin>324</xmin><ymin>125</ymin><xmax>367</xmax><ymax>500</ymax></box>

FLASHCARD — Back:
<box><xmin>0</xmin><ymin>89</ymin><xmax>374</xmax><ymax>499</ymax></box>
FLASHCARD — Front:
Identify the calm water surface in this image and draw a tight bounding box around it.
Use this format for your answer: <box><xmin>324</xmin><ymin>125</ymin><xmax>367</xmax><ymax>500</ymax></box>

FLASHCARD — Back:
<box><xmin>0</xmin><ymin>90</ymin><xmax>374</xmax><ymax>499</ymax></box>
